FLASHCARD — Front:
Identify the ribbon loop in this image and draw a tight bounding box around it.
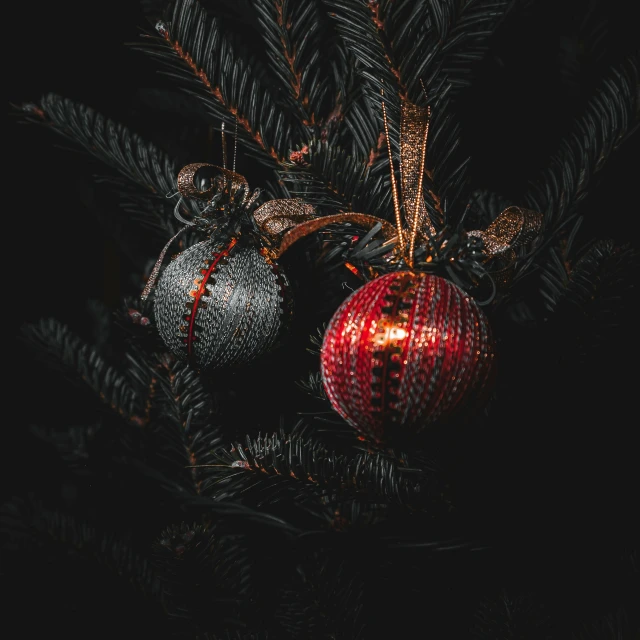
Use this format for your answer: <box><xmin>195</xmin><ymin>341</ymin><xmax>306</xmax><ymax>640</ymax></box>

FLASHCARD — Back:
<box><xmin>467</xmin><ymin>206</ymin><xmax>543</xmax><ymax>287</ymax></box>
<box><xmin>253</xmin><ymin>199</ymin><xmax>316</xmax><ymax>240</ymax></box>
<box><xmin>468</xmin><ymin>206</ymin><xmax>543</xmax><ymax>257</ymax></box>
<box><xmin>275</xmin><ymin>213</ymin><xmax>399</xmax><ymax>259</ymax></box>
<box><xmin>177</xmin><ymin>163</ymin><xmax>249</xmax><ymax>202</ymax></box>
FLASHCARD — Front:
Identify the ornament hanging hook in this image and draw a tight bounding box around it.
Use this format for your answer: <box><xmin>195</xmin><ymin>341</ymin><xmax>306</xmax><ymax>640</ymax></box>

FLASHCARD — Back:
<box><xmin>221</xmin><ymin>121</ymin><xmax>227</xmax><ymax>170</ymax></box>
<box><xmin>232</xmin><ymin>115</ymin><xmax>239</xmax><ymax>174</ymax></box>
<box><xmin>173</xmin><ymin>197</ymin><xmax>196</xmax><ymax>226</ymax></box>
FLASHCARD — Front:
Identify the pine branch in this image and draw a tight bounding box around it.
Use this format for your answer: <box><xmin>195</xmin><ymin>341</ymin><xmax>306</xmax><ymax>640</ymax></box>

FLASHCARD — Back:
<box><xmin>324</xmin><ymin>0</ymin><xmax>403</xmax><ymax>148</ymax></box>
<box><xmin>1</xmin><ymin>497</ymin><xmax>164</xmax><ymax>606</ymax></box>
<box><xmin>280</xmin><ymin>138</ymin><xmax>392</xmax><ymax>216</ymax></box>
<box><xmin>21</xmin><ymin>94</ymin><xmax>202</xmax><ymax>231</ymax></box>
<box><xmin>152</xmin><ymin>522</ymin><xmax>251</xmax><ymax>627</ymax></box>
<box><xmin>253</xmin><ymin>0</ymin><xmax>336</xmax><ymax>128</ymax></box>
<box><xmin>144</xmin><ymin>356</ymin><xmax>223</xmax><ymax>495</ymax></box>
<box><xmin>29</xmin><ymin>423</ymin><xmax>101</xmax><ymax>475</ymax></box>
<box><xmin>296</xmin><ymin>370</ymin><xmax>328</xmax><ymax>402</ymax></box>
<box><xmin>524</xmin><ymin>56</ymin><xmax>639</xmax><ymax>227</ymax></box>
<box><xmin>21</xmin><ymin>318</ymin><xmax>144</xmax><ymax>426</ymax></box>
<box><xmin>557</xmin><ymin>0</ymin><xmax>616</xmax><ymax>96</ymax></box>
<box><xmin>275</xmin><ymin>553</ymin><xmax>366</xmax><ymax>639</ymax></box>
<box><xmin>341</xmin><ymin>90</ymin><xmax>386</xmax><ymax>161</ymax></box>
<box><xmin>538</xmin><ymin>239</ymin><xmax>636</xmax><ymax>359</ymax></box>
<box><xmin>471</xmin><ymin>589</ymin><xmax>552</xmax><ymax>639</ymax></box>
<box><xmin>205</xmin><ymin>424</ymin><xmax>444</xmax><ymax>509</ymax></box>
<box><xmin>195</xmin><ymin>633</ymin><xmax>270</xmax><ymax>640</ymax></box>
<box><xmin>422</xmin><ymin>0</ymin><xmax>511</xmax><ymax>94</ymax></box>
<box><xmin>95</xmin><ymin>177</ymin><xmax>180</xmax><ymax>237</ymax></box>
<box><xmin>325</xmin><ymin>0</ymin><xmax>405</xmax><ymax>98</ymax></box>
<box><xmin>141</xmin><ymin>0</ymin><xmax>305</xmax><ymax>168</ymax></box>
<box><xmin>571</xmin><ymin>607</ymin><xmax>634</xmax><ymax>640</ymax></box>
<box><xmin>326</xmin><ymin>0</ymin><xmax>509</xmax><ymax>167</ymax></box>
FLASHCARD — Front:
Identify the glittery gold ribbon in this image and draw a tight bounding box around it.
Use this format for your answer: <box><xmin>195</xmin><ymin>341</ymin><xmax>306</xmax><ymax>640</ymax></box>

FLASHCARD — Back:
<box><xmin>177</xmin><ymin>163</ymin><xmax>249</xmax><ymax>202</ymax></box>
<box><xmin>176</xmin><ymin>164</ymin><xmax>318</xmax><ymax>239</ymax></box>
<box><xmin>253</xmin><ymin>199</ymin><xmax>316</xmax><ymax>240</ymax></box>
<box><xmin>468</xmin><ymin>206</ymin><xmax>543</xmax><ymax>255</ymax></box>
<box><xmin>275</xmin><ymin>213</ymin><xmax>398</xmax><ymax>258</ymax></box>
<box><xmin>400</xmin><ymin>100</ymin><xmax>435</xmax><ymax>241</ymax></box>
<box><xmin>467</xmin><ymin>206</ymin><xmax>543</xmax><ymax>285</ymax></box>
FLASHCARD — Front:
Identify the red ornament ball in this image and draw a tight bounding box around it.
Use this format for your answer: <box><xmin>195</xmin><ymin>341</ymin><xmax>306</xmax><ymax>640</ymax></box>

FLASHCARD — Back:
<box><xmin>320</xmin><ymin>271</ymin><xmax>495</xmax><ymax>442</ymax></box>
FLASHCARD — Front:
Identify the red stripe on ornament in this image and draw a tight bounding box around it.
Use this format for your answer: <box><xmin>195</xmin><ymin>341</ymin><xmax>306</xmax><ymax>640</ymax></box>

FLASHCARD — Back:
<box><xmin>186</xmin><ymin>238</ymin><xmax>237</xmax><ymax>358</ymax></box>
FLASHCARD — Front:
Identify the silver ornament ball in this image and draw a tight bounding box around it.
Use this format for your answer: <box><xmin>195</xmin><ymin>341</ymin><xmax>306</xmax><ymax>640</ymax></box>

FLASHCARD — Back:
<box><xmin>153</xmin><ymin>238</ymin><xmax>291</xmax><ymax>370</ymax></box>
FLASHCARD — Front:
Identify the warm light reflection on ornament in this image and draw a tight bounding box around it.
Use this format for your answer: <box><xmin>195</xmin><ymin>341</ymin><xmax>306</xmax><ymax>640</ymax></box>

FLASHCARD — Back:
<box><xmin>320</xmin><ymin>271</ymin><xmax>495</xmax><ymax>441</ymax></box>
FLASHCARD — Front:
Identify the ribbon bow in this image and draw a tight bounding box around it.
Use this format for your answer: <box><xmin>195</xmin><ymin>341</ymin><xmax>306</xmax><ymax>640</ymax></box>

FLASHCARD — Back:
<box><xmin>141</xmin><ymin>163</ymin><xmax>316</xmax><ymax>300</ymax></box>
<box><xmin>467</xmin><ymin>205</ymin><xmax>543</xmax><ymax>286</ymax></box>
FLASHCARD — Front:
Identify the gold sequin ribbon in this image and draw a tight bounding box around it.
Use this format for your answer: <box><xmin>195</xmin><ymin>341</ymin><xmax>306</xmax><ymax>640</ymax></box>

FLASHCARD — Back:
<box><xmin>253</xmin><ymin>199</ymin><xmax>316</xmax><ymax>240</ymax></box>
<box><xmin>177</xmin><ymin>163</ymin><xmax>248</xmax><ymax>202</ymax></box>
<box><xmin>176</xmin><ymin>163</ymin><xmax>316</xmax><ymax>239</ymax></box>
<box><xmin>467</xmin><ymin>206</ymin><xmax>543</xmax><ymax>286</ymax></box>
<box><xmin>275</xmin><ymin>213</ymin><xmax>398</xmax><ymax>258</ymax></box>
<box><xmin>467</xmin><ymin>206</ymin><xmax>542</xmax><ymax>255</ymax></box>
<box><xmin>400</xmin><ymin>100</ymin><xmax>435</xmax><ymax>240</ymax></box>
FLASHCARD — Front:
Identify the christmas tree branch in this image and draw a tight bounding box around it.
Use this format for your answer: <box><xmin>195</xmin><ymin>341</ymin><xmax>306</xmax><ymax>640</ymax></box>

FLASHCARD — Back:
<box><xmin>1</xmin><ymin>497</ymin><xmax>164</xmax><ymax>607</ymax></box>
<box><xmin>142</xmin><ymin>0</ymin><xmax>304</xmax><ymax>168</ymax></box>
<box><xmin>325</xmin><ymin>0</ymin><xmax>403</xmax><ymax>147</ymax></box>
<box><xmin>326</xmin><ymin>0</ymin><xmax>405</xmax><ymax>97</ymax></box>
<box><xmin>152</xmin><ymin>522</ymin><xmax>251</xmax><ymax>625</ymax></box>
<box><xmin>538</xmin><ymin>239</ymin><xmax>636</xmax><ymax>357</ymax></box>
<box><xmin>21</xmin><ymin>318</ymin><xmax>144</xmax><ymax>426</ymax></box>
<box><xmin>279</xmin><ymin>139</ymin><xmax>392</xmax><ymax>217</ymax></box>
<box><xmin>471</xmin><ymin>589</ymin><xmax>551</xmax><ymax>639</ymax></box>
<box><xmin>427</xmin><ymin>0</ymin><xmax>511</xmax><ymax>93</ymax></box>
<box><xmin>275</xmin><ymin>553</ymin><xmax>366</xmax><ymax>639</ymax></box>
<box><xmin>21</xmin><ymin>94</ymin><xmax>202</xmax><ymax>229</ymax></box>
<box><xmin>144</xmin><ymin>357</ymin><xmax>222</xmax><ymax>495</ymax></box>
<box><xmin>254</xmin><ymin>0</ymin><xmax>330</xmax><ymax>127</ymax></box>
<box><xmin>206</xmin><ymin>425</ymin><xmax>442</xmax><ymax>509</ymax></box>
<box><xmin>524</xmin><ymin>55</ymin><xmax>639</xmax><ymax>226</ymax></box>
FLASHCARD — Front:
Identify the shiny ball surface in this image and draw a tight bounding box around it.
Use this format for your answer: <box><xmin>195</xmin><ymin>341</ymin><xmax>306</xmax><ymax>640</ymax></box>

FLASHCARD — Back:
<box><xmin>320</xmin><ymin>271</ymin><xmax>495</xmax><ymax>441</ymax></box>
<box><xmin>154</xmin><ymin>238</ymin><xmax>291</xmax><ymax>370</ymax></box>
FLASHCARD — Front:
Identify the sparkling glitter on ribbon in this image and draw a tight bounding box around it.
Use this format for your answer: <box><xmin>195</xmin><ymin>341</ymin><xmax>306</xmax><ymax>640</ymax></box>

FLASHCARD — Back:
<box><xmin>275</xmin><ymin>213</ymin><xmax>399</xmax><ymax>258</ymax></box>
<box><xmin>141</xmin><ymin>226</ymin><xmax>190</xmax><ymax>301</ymax></box>
<box><xmin>177</xmin><ymin>163</ymin><xmax>249</xmax><ymax>202</ymax></box>
<box><xmin>400</xmin><ymin>100</ymin><xmax>435</xmax><ymax>241</ymax></box>
<box><xmin>467</xmin><ymin>206</ymin><xmax>543</xmax><ymax>287</ymax></box>
<box><xmin>468</xmin><ymin>206</ymin><xmax>543</xmax><ymax>256</ymax></box>
<box><xmin>252</xmin><ymin>199</ymin><xmax>316</xmax><ymax>239</ymax></box>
